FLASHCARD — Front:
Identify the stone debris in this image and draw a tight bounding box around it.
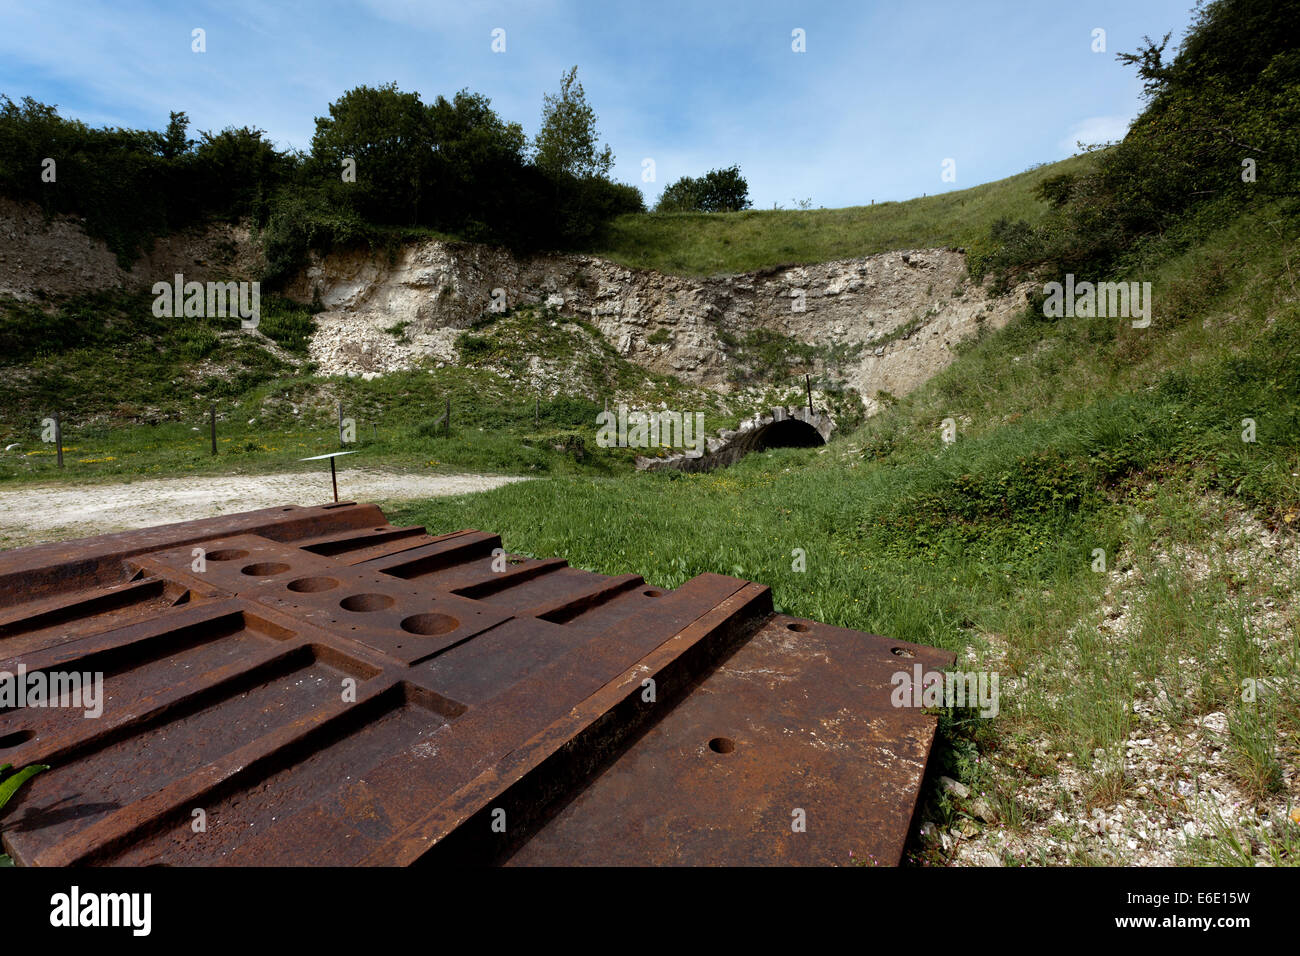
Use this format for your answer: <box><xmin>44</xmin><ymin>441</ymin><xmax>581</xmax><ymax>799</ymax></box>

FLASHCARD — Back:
<box><xmin>922</xmin><ymin>498</ymin><xmax>1299</xmax><ymax>867</ymax></box>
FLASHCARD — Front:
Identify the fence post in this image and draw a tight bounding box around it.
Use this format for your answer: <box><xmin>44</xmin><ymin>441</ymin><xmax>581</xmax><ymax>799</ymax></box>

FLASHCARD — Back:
<box><xmin>337</xmin><ymin>402</ymin><xmax>344</xmax><ymax>448</ymax></box>
<box><xmin>54</xmin><ymin>411</ymin><xmax>63</xmax><ymax>468</ymax></box>
<box><xmin>805</xmin><ymin>373</ymin><xmax>813</xmax><ymax>414</ymax></box>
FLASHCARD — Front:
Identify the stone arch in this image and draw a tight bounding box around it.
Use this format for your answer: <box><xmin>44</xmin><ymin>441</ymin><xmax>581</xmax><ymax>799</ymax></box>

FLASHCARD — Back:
<box><xmin>640</xmin><ymin>406</ymin><xmax>833</xmax><ymax>473</ymax></box>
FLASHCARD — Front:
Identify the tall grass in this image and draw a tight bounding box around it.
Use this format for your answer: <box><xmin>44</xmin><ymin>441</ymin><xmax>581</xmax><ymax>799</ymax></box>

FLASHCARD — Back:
<box><xmin>389</xmin><ymin>202</ymin><xmax>1300</xmax><ymax>862</ymax></box>
<box><xmin>592</xmin><ymin>155</ymin><xmax>1097</xmax><ymax>276</ymax></box>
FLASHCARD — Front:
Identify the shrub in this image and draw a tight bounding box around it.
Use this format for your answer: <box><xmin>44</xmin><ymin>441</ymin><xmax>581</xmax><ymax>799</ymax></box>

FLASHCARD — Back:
<box><xmin>455</xmin><ymin>332</ymin><xmax>493</xmax><ymax>362</ymax></box>
<box><xmin>655</xmin><ymin>166</ymin><xmax>751</xmax><ymax>213</ymax></box>
<box><xmin>974</xmin><ymin>0</ymin><xmax>1300</xmax><ymax>286</ymax></box>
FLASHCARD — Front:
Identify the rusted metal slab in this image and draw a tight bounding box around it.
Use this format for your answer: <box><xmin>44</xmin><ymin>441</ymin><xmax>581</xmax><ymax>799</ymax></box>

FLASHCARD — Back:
<box><xmin>505</xmin><ymin>615</ymin><xmax>955</xmax><ymax>866</ymax></box>
<box><xmin>0</xmin><ymin>502</ymin><xmax>953</xmax><ymax>866</ymax></box>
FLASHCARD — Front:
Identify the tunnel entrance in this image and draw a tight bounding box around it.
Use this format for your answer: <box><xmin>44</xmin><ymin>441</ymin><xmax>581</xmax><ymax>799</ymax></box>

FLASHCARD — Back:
<box><xmin>640</xmin><ymin>407</ymin><xmax>832</xmax><ymax>473</ymax></box>
<box><xmin>749</xmin><ymin>417</ymin><xmax>826</xmax><ymax>451</ymax></box>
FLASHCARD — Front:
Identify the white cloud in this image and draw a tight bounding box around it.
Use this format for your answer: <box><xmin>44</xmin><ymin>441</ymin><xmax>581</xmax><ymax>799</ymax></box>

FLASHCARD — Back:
<box><xmin>1058</xmin><ymin>115</ymin><xmax>1133</xmax><ymax>154</ymax></box>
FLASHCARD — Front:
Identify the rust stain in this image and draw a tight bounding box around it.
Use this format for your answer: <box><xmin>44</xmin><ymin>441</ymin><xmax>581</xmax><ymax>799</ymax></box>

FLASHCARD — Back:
<box><xmin>0</xmin><ymin>503</ymin><xmax>953</xmax><ymax>866</ymax></box>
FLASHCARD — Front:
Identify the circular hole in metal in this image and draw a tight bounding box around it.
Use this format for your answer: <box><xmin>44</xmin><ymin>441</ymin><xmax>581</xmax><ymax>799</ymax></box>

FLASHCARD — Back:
<box><xmin>644</xmin><ymin>589</ymin><xmax>664</xmax><ymax>598</ymax></box>
<box><xmin>242</xmin><ymin>562</ymin><xmax>290</xmax><ymax>576</ymax></box>
<box><xmin>0</xmin><ymin>729</ymin><xmax>34</xmax><ymax>750</ymax></box>
<box><xmin>400</xmin><ymin>613</ymin><xmax>460</xmax><ymax>636</ymax></box>
<box><xmin>286</xmin><ymin>576</ymin><xmax>339</xmax><ymax>593</ymax></box>
<box><xmin>340</xmin><ymin>593</ymin><xmax>395</xmax><ymax>612</ymax></box>
<box><xmin>787</xmin><ymin>622</ymin><xmax>811</xmax><ymax>632</ymax></box>
<box><xmin>207</xmin><ymin>549</ymin><xmax>248</xmax><ymax>562</ymax></box>
<box><xmin>708</xmin><ymin>737</ymin><xmax>735</xmax><ymax>755</ymax></box>
<box><xmin>891</xmin><ymin>647</ymin><xmax>915</xmax><ymax>658</ymax></box>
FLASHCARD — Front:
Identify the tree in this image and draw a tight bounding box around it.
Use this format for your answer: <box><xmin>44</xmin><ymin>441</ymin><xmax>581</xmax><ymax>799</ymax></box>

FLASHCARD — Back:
<box><xmin>697</xmin><ymin>166</ymin><xmax>751</xmax><ymax>212</ymax></box>
<box><xmin>430</xmin><ymin>90</ymin><xmax>525</xmax><ymax>168</ymax></box>
<box><xmin>977</xmin><ymin>0</ymin><xmax>1300</xmax><ymax>286</ymax></box>
<box><xmin>310</xmin><ymin>83</ymin><xmax>435</xmax><ymax>224</ymax></box>
<box><xmin>192</xmin><ymin>126</ymin><xmax>293</xmax><ymax>221</ymax></box>
<box><xmin>157</xmin><ymin>111</ymin><xmax>193</xmax><ymax>159</ymax></box>
<box><xmin>655</xmin><ymin>166</ymin><xmax>751</xmax><ymax>213</ymax></box>
<box><xmin>655</xmin><ymin>175</ymin><xmax>702</xmax><ymax>212</ymax></box>
<box><xmin>532</xmin><ymin>66</ymin><xmax>613</xmax><ymax>180</ymax></box>
<box><xmin>427</xmin><ymin>89</ymin><xmax>528</xmax><ymax>235</ymax></box>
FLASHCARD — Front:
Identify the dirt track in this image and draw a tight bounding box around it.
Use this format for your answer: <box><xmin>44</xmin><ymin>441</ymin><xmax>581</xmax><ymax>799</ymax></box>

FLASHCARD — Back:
<box><xmin>0</xmin><ymin>469</ymin><xmax>526</xmax><ymax>549</ymax></box>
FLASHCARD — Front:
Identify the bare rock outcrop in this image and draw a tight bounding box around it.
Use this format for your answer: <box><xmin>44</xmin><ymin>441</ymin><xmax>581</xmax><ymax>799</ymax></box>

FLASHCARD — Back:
<box><xmin>0</xmin><ymin>197</ymin><xmax>264</xmax><ymax>300</ymax></box>
<box><xmin>0</xmin><ymin>193</ymin><xmax>1028</xmax><ymax>414</ymax></box>
<box><xmin>289</xmin><ymin>239</ymin><xmax>1027</xmax><ymax>409</ymax></box>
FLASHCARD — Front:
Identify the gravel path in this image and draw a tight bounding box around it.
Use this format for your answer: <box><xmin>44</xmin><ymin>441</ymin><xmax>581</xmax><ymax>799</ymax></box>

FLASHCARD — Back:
<box><xmin>0</xmin><ymin>469</ymin><xmax>527</xmax><ymax>549</ymax></box>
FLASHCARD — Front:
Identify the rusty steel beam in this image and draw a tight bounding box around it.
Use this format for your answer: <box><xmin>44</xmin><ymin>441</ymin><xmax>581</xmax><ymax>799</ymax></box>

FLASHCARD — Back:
<box><xmin>0</xmin><ymin>502</ymin><xmax>953</xmax><ymax>866</ymax></box>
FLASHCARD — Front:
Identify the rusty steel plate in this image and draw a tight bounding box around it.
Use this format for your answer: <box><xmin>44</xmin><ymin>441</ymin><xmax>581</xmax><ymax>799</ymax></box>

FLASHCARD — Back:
<box><xmin>0</xmin><ymin>502</ymin><xmax>953</xmax><ymax>866</ymax></box>
<box><xmin>506</xmin><ymin>615</ymin><xmax>955</xmax><ymax>866</ymax></box>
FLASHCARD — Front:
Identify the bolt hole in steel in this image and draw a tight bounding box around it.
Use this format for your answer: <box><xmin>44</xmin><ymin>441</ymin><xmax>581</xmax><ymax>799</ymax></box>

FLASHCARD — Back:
<box><xmin>400</xmin><ymin>613</ymin><xmax>460</xmax><ymax>636</ymax></box>
<box><xmin>286</xmin><ymin>576</ymin><xmax>339</xmax><ymax>593</ymax></box>
<box><xmin>340</xmin><ymin>593</ymin><xmax>395</xmax><ymax>612</ymax></box>
<box><xmin>242</xmin><ymin>562</ymin><xmax>290</xmax><ymax>576</ymax></box>
<box><xmin>787</xmin><ymin>622</ymin><xmax>810</xmax><ymax>632</ymax></box>
<box><xmin>891</xmin><ymin>647</ymin><xmax>915</xmax><ymax>658</ymax></box>
<box><xmin>0</xmin><ymin>729</ymin><xmax>34</xmax><ymax>750</ymax></box>
<box><xmin>643</xmin><ymin>589</ymin><xmax>664</xmax><ymax>598</ymax></box>
<box><xmin>708</xmin><ymin>737</ymin><xmax>736</xmax><ymax>755</ymax></box>
<box><xmin>207</xmin><ymin>549</ymin><xmax>249</xmax><ymax>562</ymax></box>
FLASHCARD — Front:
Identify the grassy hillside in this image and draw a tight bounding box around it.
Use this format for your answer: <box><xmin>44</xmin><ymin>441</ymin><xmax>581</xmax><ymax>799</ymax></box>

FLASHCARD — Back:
<box><xmin>392</xmin><ymin>199</ymin><xmax>1300</xmax><ymax>864</ymax></box>
<box><xmin>591</xmin><ymin>154</ymin><xmax>1097</xmax><ymax>275</ymax></box>
<box><xmin>0</xmin><ymin>302</ymin><xmax>753</xmax><ymax>484</ymax></box>
<box><xmin>2</xmin><ymin>0</ymin><xmax>1296</xmax><ymax>868</ymax></box>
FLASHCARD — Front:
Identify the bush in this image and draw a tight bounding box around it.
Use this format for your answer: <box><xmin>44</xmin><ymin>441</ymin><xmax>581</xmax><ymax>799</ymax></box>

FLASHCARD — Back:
<box><xmin>259</xmin><ymin>187</ymin><xmax>374</xmax><ymax>284</ymax></box>
<box><xmin>455</xmin><ymin>332</ymin><xmax>493</xmax><ymax>362</ymax></box>
<box><xmin>974</xmin><ymin>0</ymin><xmax>1300</xmax><ymax>286</ymax></box>
<box><xmin>257</xmin><ymin>297</ymin><xmax>317</xmax><ymax>353</ymax></box>
<box><xmin>0</xmin><ymin>98</ymin><xmax>292</xmax><ymax>266</ymax></box>
<box><xmin>1</xmin><ymin>75</ymin><xmax>648</xmax><ymax>274</ymax></box>
<box><xmin>655</xmin><ymin>166</ymin><xmax>751</xmax><ymax>213</ymax></box>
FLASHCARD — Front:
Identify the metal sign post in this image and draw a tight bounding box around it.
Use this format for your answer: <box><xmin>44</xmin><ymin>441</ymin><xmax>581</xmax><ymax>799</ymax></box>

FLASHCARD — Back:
<box><xmin>298</xmin><ymin>450</ymin><xmax>358</xmax><ymax>502</ymax></box>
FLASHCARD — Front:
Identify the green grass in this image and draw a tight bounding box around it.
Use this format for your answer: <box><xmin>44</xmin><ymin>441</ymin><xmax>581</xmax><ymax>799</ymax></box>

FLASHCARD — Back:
<box><xmin>591</xmin><ymin>155</ymin><xmax>1097</xmax><ymax>276</ymax></box>
<box><xmin>2</xmin><ymin>159</ymin><xmax>1297</xmax><ymax>864</ymax></box>
<box><xmin>0</xmin><ymin>290</ymin><xmax>313</xmax><ymax>432</ymax></box>
<box><xmin>0</xmin><ymin>762</ymin><xmax>48</xmax><ymax>867</ymax></box>
<box><xmin>0</xmin><ymin>304</ymin><xmax>751</xmax><ymax>484</ymax></box>
<box><xmin>388</xmin><ymin>200</ymin><xmax>1300</xmax><ymax>864</ymax></box>
<box><xmin>0</xmin><ymin>371</ymin><xmax>703</xmax><ymax>484</ymax></box>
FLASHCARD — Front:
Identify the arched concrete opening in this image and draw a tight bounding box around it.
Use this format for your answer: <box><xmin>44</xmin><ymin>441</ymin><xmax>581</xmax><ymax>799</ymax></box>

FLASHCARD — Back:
<box><xmin>744</xmin><ymin>416</ymin><xmax>827</xmax><ymax>452</ymax></box>
<box><xmin>639</xmin><ymin>406</ymin><xmax>833</xmax><ymax>473</ymax></box>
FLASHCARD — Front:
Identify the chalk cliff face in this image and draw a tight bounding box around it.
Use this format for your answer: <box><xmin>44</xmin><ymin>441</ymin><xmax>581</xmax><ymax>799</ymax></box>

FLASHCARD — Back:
<box><xmin>290</xmin><ymin>240</ymin><xmax>1027</xmax><ymax>410</ymax></box>
<box><xmin>0</xmin><ymin>198</ymin><xmax>262</xmax><ymax>300</ymax></box>
<box><xmin>0</xmin><ymin>196</ymin><xmax>1027</xmax><ymax>413</ymax></box>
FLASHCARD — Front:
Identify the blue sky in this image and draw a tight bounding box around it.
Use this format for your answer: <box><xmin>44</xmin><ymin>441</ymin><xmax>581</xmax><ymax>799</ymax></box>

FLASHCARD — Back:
<box><xmin>0</xmin><ymin>0</ymin><xmax>1198</xmax><ymax>209</ymax></box>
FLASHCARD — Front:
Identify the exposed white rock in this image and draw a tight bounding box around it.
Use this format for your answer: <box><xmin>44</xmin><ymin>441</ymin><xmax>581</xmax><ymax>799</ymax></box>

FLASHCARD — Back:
<box><xmin>286</xmin><ymin>240</ymin><xmax>1028</xmax><ymax>408</ymax></box>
